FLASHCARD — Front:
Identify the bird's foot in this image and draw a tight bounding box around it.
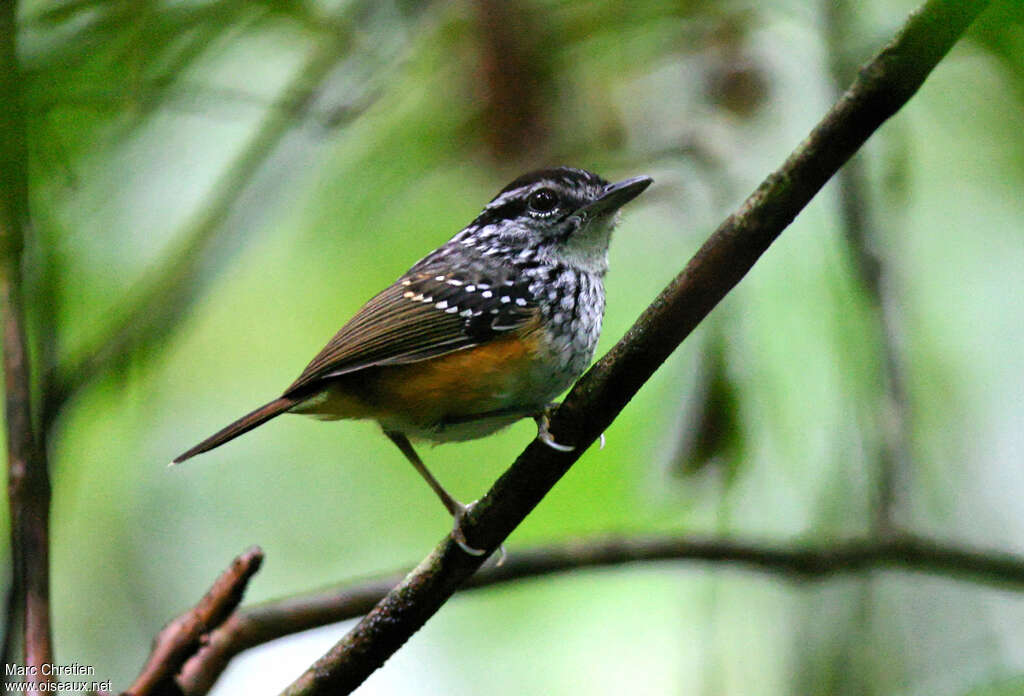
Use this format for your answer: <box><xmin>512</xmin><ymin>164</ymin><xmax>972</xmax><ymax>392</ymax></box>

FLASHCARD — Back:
<box><xmin>535</xmin><ymin>403</ymin><xmax>574</xmax><ymax>452</ymax></box>
<box><xmin>451</xmin><ymin>501</ymin><xmax>505</xmax><ymax>564</ymax></box>
<box><xmin>451</xmin><ymin>502</ymin><xmax>486</xmax><ymax>556</ymax></box>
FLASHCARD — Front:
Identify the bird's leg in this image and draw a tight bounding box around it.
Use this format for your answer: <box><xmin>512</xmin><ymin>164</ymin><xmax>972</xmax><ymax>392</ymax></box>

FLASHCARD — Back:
<box><xmin>385</xmin><ymin>430</ymin><xmax>462</xmax><ymax>517</ymax></box>
<box><xmin>534</xmin><ymin>403</ymin><xmax>575</xmax><ymax>452</ymax></box>
<box><xmin>384</xmin><ymin>431</ymin><xmax>486</xmax><ymax>556</ymax></box>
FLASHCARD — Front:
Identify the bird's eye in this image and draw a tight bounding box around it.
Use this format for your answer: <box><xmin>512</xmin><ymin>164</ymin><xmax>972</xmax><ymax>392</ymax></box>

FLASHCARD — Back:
<box><xmin>528</xmin><ymin>188</ymin><xmax>559</xmax><ymax>214</ymax></box>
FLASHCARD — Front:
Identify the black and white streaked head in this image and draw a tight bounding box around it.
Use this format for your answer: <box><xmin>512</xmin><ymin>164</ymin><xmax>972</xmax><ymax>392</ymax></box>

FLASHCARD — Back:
<box><xmin>452</xmin><ymin>167</ymin><xmax>653</xmax><ymax>276</ymax></box>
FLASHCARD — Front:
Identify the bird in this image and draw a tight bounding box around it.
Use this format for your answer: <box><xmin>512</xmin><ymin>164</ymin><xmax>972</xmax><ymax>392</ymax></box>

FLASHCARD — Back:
<box><xmin>174</xmin><ymin>166</ymin><xmax>652</xmax><ymax>553</ymax></box>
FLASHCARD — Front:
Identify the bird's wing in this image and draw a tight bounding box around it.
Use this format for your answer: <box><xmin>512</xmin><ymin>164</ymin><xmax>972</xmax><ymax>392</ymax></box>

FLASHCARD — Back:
<box><xmin>283</xmin><ymin>265</ymin><xmax>539</xmax><ymax>397</ymax></box>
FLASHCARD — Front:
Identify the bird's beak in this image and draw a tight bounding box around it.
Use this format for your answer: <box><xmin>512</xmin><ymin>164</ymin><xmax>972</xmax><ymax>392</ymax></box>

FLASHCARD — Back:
<box><xmin>573</xmin><ymin>175</ymin><xmax>651</xmax><ymax>221</ymax></box>
<box><xmin>572</xmin><ymin>175</ymin><xmax>653</xmax><ymax>221</ymax></box>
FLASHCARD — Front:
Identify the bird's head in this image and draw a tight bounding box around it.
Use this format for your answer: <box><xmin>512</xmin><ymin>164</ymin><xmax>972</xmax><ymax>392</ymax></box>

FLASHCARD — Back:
<box><xmin>461</xmin><ymin>167</ymin><xmax>652</xmax><ymax>275</ymax></box>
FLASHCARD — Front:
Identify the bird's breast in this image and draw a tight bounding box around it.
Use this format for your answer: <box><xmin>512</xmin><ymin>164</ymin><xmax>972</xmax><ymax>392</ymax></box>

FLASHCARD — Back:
<box><xmin>532</xmin><ymin>268</ymin><xmax>605</xmax><ymax>379</ymax></box>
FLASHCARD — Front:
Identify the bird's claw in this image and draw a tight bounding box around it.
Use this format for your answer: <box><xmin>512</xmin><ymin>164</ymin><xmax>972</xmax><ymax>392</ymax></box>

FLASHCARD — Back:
<box><xmin>451</xmin><ymin>501</ymin><xmax>507</xmax><ymax>562</ymax></box>
<box><xmin>535</xmin><ymin>404</ymin><xmax>575</xmax><ymax>452</ymax></box>
<box><xmin>539</xmin><ymin>430</ymin><xmax>575</xmax><ymax>452</ymax></box>
<box><xmin>452</xmin><ymin>502</ymin><xmax>487</xmax><ymax>556</ymax></box>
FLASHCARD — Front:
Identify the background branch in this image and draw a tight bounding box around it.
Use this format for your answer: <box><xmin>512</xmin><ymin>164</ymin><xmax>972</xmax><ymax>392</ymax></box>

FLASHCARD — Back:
<box><xmin>0</xmin><ymin>0</ymin><xmax>54</xmax><ymax>686</ymax></box>
<box><xmin>178</xmin><ymin>533</ymin><xmax>1024</xmax><ymax>695</ymax></box>
<box><xmin>821</xmin><ymin>2</ymin><xmax>914</xmax><ymax>687</ymax></box>
<box><xmin>39</xmin><ymin>31</ymin><xmax>355</xmax><ymax>434</ymax></box>
<box><xmin>276</xmin><ymin>1</ymin><xmax>994</xmax><ymax>693</ymax></box>
<box><xmin>825</xmin><ymin>0</ymin><xmax>911</xmax><ymax>536</ymax></box>
<box><xmin>124</xmin><ymin>547</ymin><xmax>263</xmax><ymax>696</ymax></box>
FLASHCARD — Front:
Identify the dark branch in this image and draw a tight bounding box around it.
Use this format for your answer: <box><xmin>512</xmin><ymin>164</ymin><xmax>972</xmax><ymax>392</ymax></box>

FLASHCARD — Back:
<box><xmin>0</xmin><ymin>0</ymin><xmax>55</xmax><ymax>686</ymax></box>
<box><xmin>123</xmin><ymin>547</ymin><xmax>263</xmax><ymax>696</ymax></box>
<box><xmin>278</xmin><ymin>1</ymin><xmax>994</xmax><ymax>694</ymax></box>
<box><xmin>177</xmin><ymin>533</ymin><xmax>1024</xmax><ymax>694</ymax></box>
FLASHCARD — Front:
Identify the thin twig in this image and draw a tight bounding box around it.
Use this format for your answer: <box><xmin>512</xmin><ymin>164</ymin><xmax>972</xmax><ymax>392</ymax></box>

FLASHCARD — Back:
<box><xmin>123</xmin><ymin>547</ymin><xmax>264</xmax><ymax>696</ymax></box>
<box><xmin>178</xmin><ymin>533</ymin><xmax>1024</xmax><ymax>695</ymax></box>
<box><xmin>824</xmin><ymin>0</ymin><xmax>911</xmax><ymax>536</ymax></box>
<box><xmin>276</xmin><ymin>2</ymin><xmax>994</xmax><ymax>694</ymax></box>
<box><xmin>0</xmin><ymin>0</ymin><xmax>55</xmax><ymax>686</ymax></box>
<box><xmin>821</xmin><ymin>3</ymin><xmax>914</xmax><ymax>687</ymax></box>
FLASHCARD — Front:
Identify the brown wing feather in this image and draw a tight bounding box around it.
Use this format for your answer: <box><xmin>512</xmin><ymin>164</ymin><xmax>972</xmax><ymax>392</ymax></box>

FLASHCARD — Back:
<box><xmin>283</xmin><ymin>269</ymin><xmax>535</xmax><ymax>396</ymax></box>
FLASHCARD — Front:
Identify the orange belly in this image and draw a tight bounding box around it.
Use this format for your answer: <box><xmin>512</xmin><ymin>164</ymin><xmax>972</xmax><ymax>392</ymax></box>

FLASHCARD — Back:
<box><xmin>293</xmin><ymin>330</ymin><xmax>546</xmax><ymax>437</ymax></box>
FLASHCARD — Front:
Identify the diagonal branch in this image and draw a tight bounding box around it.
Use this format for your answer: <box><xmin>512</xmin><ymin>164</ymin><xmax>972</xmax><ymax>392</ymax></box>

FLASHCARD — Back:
<box><xmin>278</xmin><ymin>1</ymin><xmax>994</xmax><ymax>693</ymax></box>
<box><xmin>177</xmin><ymin>533</ymin><xmax>1024</xmax><ymax>695</ymax></box>
<box><xmin>124</xmin><ymin>547</ymin><xmax>263</xmax><ymax>696</ymax></box>
<box><xmin>0</xmin><ymin>0</ymin><xmax>55</xmax><ymax>687</ymax></box>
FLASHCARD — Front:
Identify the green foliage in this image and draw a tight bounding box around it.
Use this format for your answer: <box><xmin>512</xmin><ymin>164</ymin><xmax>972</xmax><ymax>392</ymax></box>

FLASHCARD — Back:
<box><xmin>5</xmin><ymin>0</ymin><xmax>1024</xmax><ymax>694</ymax></box>
<box><xmin>962</xmin><ymin>675</ymin><xmax>1024</xmax><ymax>696</ymax></box>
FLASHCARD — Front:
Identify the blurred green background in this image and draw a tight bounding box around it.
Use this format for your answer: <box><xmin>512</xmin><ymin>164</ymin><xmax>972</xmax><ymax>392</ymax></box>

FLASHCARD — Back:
<box><xmin>5</xmin><ymin>0</ymin><xmax>1024</xmax><ymax>693</ymax></box>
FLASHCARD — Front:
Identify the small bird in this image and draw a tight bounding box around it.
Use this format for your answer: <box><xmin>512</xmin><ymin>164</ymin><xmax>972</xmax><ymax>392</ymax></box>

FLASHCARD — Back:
<box><xmin>174</xmin><ymin>167</ymin><xmax>651</xmax><ymax>552</ymax></box>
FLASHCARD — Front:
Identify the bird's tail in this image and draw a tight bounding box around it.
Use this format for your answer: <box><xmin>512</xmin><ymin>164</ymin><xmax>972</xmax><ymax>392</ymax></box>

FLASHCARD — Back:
<box><xmin>172</xmin><ymin>396</ymin><xmax>302</xmax><ymax>464</ymax></box>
